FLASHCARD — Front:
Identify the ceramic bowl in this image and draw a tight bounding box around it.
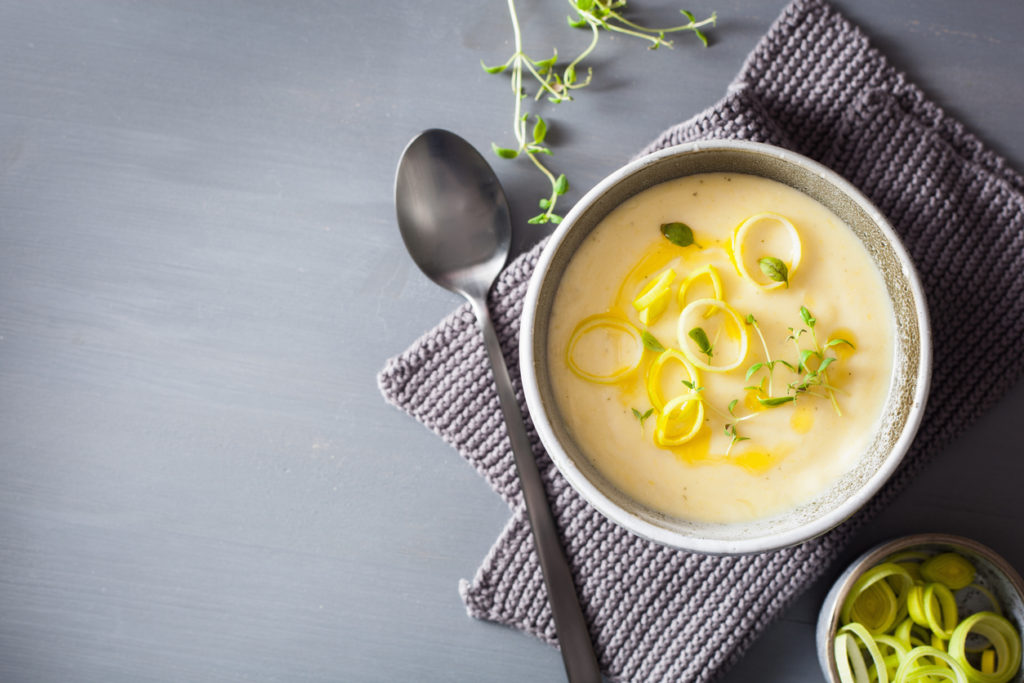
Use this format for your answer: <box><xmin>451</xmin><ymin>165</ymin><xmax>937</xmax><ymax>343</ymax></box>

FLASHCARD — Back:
<box><xmin>817</xmin><ymin>533</ymin><xmax>1024</xmax><ymax>682</ymax></box>
<box><xmin>519</xmin><ymin>140</ymin><xmax>932</xmax><ymax>554</ymax></box>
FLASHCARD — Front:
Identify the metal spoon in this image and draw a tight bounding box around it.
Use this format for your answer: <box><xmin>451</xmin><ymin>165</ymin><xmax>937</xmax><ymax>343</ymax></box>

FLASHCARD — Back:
<box><xmin>395</xmin><ymin>129</ymin><xmax>601</xmax><ymax>683</ymax></box>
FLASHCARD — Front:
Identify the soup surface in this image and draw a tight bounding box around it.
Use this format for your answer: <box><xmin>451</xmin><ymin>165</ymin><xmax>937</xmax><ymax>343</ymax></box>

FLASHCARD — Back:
<box><xmin>547</xmin><ymin>172</ymin><xmax>895</xmax><ymax>523</ymax></box>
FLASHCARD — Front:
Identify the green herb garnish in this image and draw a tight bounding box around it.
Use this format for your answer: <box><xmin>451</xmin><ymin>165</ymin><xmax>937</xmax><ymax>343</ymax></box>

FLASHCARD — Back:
<box><xmin>483</xmin><ymin>0</ymin><xmax>715</xmax><ymax>224</ymax></box>
<box><xmin>687</xmin><ymin>326</ymin><xmax>713</xmax><ymax>362</ymax></box>
<box><xmin>641</xmin><ymin>331</ymin><xmax>666</xmax><ymax>352</ymax></box>
<box><xmin>660</xmin><ymin>222</ymin><xmax>701</xmax><ymax>248</ymax></box>
<box><xmin>800</xmin><ymin>305</ymin><xmax>816</xmax><ymax>328</ymax></box>
<box><xmin>632</xmin><ymin>407</ymin><xmax>654</xmax><ymax>425</ymax></box>
<box><xmin>825</xmin><ymin>338</ymin><xmax>854</xmax><ymax>350</ymax></box>
<box><xmin>758</xmin><ymin>256</ymin><xmax>789</xmax><ymax>287</ymax></box>
<box><xmin>758</xmin><ymin>395</ymin><xmax>796</xmax><ymax>407</ymax></box>
<box><xmin>681</xmin><ymin>379</ymin><xmax>703</xmax><ymax>393</ymax></box>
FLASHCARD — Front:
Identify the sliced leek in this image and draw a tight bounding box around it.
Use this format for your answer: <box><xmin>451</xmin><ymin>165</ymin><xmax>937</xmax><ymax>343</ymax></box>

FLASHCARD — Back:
<box><xmin>982</xmin><ymin>649</ymin><xmax>996</xmax><ymax>674</ymax></box>
<box><xmin>646</xmin><ymin>349</ymin><xmax>700</xmax><ymax>411</ymax></box>
<box><xmin>638</xmin><ymin>288</ymin><xmax>672</xmax><ymax>325</ymax></box>
<box><xmin>907</xmin><ymin>584</ymin><xmax>929</xmax><ymax>628</ymax></box>
<box><xmin>654</xmin><ymin>393</ymin><xmax>704</xmax><ymax>447</ymax></box>
<box><xmin>676</xmin><ymin>298</ymin><xmax>749</xmax><ymax>373</ymax></box>
<box><xmin>948</xmin><ymin>612</ymin><xmax>1022</xmax><ymax>683</ymax></box>
<box><xmin>836</xmin><ymin>622</ymin><xmax>890</xmax><ymax>683</ymax></box>
<box><xmin>923</xmin><ymin>583</ymin><xmax>959</xmax><ymax>641</ymax></box>
<box><xmin>677</xmin><ymin>264</ymin><xmax>724</xmax><ymax>317</ymax></box>
<box><xmin>731</xmin><ymin>212</ymin><xmax>803</xmax><ymax>291</ymax></box>
<box><xmin>567</xmin><ymin>315</ymin><xmax>643</xmax><ymax>384</ymax></box>
<box><xmin>840</xmin><ymin>563</ymin><xmax>915</xmax><ymax>635</ymax></box>
<box><xmin>834</xmin><ymin>631</ymin><xmax>871</xmax><ymax>683</ymax></box>
<box><xmin>921</xmin><ymin>553</ymin><xmax>976</xmax><ymax>591</ymax></box>
<box><xmin>836</xmin><ymin>553</ymin><xmax>1022</xmax><ymax>683</ymax></box>
<box><xmin>875</xmin><ymin>634</ymin><xmax>911</xmax><ymax>680</ymax></box>
<box><xmin>633</xmin><ymin>267</ymin><xmax>676</xmax><ymax>324</ymax></box>
<box><xmin>893</xmin><ymin>646</ymin><xmax>968</xmax><ymax>683</ymax></box>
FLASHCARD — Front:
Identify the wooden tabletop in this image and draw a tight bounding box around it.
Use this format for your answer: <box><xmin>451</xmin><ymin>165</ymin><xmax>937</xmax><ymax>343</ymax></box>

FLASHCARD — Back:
<box><xmin>1</xmin><ymin>1</ymin><xmax>1022</xmax><ymax>681</ymax></box>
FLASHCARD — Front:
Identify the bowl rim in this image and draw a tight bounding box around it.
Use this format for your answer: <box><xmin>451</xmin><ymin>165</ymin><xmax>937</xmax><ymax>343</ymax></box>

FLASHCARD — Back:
<box><xmin>818</xmin><ymin>533</ymin><xmax>1024</xmax><ymax>683</ymax></box>
<box><xmin>519</xmin><ymin>139</ymin><xmax>933</xmax><ymax>554</ymax></box>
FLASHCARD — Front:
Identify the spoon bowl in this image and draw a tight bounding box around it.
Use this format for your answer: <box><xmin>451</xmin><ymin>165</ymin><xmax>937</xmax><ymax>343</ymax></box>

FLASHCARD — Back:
<box><xmin>395</xmin><ymin>129</ymin><xmax>511</xmax><ymax>298</ymax></box>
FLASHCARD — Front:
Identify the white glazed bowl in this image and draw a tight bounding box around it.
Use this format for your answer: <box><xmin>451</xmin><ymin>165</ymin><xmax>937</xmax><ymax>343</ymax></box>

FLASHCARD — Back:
<box><xmin>519</xmin><ymin>140</ymin><xmax>932</xmax><ymax>554</ymax></box>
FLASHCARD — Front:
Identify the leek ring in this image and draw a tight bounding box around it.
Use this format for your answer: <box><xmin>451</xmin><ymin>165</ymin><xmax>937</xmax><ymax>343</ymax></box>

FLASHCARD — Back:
<box><xmin>676</xmin><ymin>298</ymin><xmax>749</xmax><ymax>373</ymax></box>
<box><xmin>731</xmin><ymin>212</ymin><xmax>802</xmax><ymax>291</ymax></box>
<box><xmin>566</xmin><ymin>315</ymin><xmax>643</xmax><ymax>384</ymax></box>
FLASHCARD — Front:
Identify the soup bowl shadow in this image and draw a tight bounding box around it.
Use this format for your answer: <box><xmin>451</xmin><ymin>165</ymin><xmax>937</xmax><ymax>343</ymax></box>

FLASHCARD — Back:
<box><xmin>519</xmin><ymin>140</ymin><xmax>932</xmax><ymax>555</ymax></box>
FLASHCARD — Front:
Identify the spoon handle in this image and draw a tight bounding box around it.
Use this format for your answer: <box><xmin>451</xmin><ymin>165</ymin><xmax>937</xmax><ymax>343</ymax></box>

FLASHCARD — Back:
<box><xmin>469</xmin><ymin>296</ymin><xmax>602</xmax><ymax>683</ymax></box>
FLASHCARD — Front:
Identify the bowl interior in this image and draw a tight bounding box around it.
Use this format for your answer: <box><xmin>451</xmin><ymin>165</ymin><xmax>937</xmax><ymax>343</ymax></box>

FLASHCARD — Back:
<box><xmin>817</xmin><ymin>534</ymin><xmax>1024</xmax><ymax>683</ymax></box>
<box><xmin>523</xmin><ymin>141</ymin><xmax>930</xmax><ymax>553</ymax></box>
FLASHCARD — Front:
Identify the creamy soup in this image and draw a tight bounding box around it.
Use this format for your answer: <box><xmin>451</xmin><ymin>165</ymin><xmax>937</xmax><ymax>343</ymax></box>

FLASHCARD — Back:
<box><xmin>547</xmin><ymin>173</ymin><xmax>894</xmax><ymax>523</ymax></box>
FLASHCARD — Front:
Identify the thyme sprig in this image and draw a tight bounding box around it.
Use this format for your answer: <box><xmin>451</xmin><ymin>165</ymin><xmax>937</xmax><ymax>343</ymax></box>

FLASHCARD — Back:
<box><xmin>632</xmin><ymin>407</ymin><xmax>654</xmax><ymax>434</ymax></box>
<box><xmin>742</xmin><ymin>306</ymin><xmax>854</xmax><ymax>416</ymax></box>
<box><xmin>483</xmin><ymin>0</ymin><xmax>716</xmax><ymax>224</ymax></box>
<box><xmin>786</xmin><ymin>306</ymin><xmax>854</xmax><ymax>415</ymax></box>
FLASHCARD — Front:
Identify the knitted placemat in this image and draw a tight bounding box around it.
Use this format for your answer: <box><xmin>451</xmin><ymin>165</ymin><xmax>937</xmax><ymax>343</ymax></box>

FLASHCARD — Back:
<box><xmin>378</xmin><ymin>0</ymin><xmax>1024</xmax><ymax>680</ymax></box>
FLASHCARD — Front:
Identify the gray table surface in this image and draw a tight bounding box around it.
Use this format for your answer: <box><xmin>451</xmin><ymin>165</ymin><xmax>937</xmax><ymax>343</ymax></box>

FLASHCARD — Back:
<box><xmin>2</xmin><ymin>1</ymin><xmax>1022</xmax><ymax>681</ymax></box>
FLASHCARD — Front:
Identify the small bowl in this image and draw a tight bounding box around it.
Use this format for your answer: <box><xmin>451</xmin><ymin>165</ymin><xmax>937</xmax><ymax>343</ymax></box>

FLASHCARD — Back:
<box><xmin>817</xmin><ymin>533</ymin><xmax>1024</xmax><ymax>682</ymax></box>
<box><xmin>519</xmin><ymin>140</ymin><xmax>932</xmax><ymax>554</ymax></box>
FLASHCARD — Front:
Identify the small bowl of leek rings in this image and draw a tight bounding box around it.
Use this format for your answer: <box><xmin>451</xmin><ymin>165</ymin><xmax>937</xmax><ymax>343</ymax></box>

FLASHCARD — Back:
<box><xmin>818</xmin><ymin>533</ymin><xmax>1024</xmax><ymax>683</ymax></box>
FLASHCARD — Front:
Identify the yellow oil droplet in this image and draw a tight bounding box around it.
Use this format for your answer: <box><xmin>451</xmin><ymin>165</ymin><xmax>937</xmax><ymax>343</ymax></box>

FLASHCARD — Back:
<box><xmin>732</xmin><ymin>449</ymin><xmax>777</xmax><ymax>474</ymax></box>
<box><xmin>791</xmin><ymin>404</ymin><xmax>814</xmax><ymax>434</ymax></box>
<box><xmin>667</xmin><ymin>427</ymin><xmax>712</xmax><ymax>465</ymax></box>
<box><xmin>828</xmin><ymin>327</ymin><xmax>858</xmax><ymax>361</ymax></box>
<box><xmin>723</xmin><ymin>313</ymin><xmax>742</xmax><ymax>342</ymax></box>
<box><xmin>743</xmin><ymin>382</ymin><xmax>769</xmax><ymax>413</ymax></box>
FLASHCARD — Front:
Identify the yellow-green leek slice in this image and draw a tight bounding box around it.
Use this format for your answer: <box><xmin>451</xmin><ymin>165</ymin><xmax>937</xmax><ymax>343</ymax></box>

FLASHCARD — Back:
<box><xmin>836</xmin><ymin>622</ymin><xmax>891</xmax><ymax>683</ymax></box>
<box><xmin>654</xmin><ymin>393</ymin><xmax>704</xmax><ymax>447</ymax></box>
<box><xmin>899</xmin><ymin>664</ymin><xmax>967</xmax><ymax>683</ymax></box>
<box><xmin>633</xmin><ymin>268</ymin><xmax>676</xmax><ymax>325</ymax></box>
<box><xmin>923</xmin><ymin>583</ymin><xmax>959</xmax><ymax>641</ymax></box>
<box><xmin>835</xmin><ymin>631</ymin><xmax>871</xmax><ymax>683</ymax></box>
<box><xmin>907</xmin><ymin>585</ymin><xmax>929</xmax><ymax>628</ymax></box>
<box><xmin>730</xmin><ymin>212</ymin><xmax>802</xmax><ymax>291</ymax></box>
<box><xmin>947</xmin><ymin>612</ymin><xmax>1022</xmax><ymax>683</ymax></box>
<box><xmin>646</xmin><ymin>349</ymin><xmax>700</xmax><ymax>411</ymax></box>
<box><xmin>633</xmin><ymin>268</ymin><xmax>676</xmax><ymax>311</ymax></box>
<box><xmin>893</xmin><ymin>646</ymin><xmax>968</xmax><ymax>683</ymax></box>
<box><xmin>886</xmin><ymin>551</ymin><xmax>927</xmax><ymax>582</ymax></box>
<box><xmin>981</xmin><ymin>649</ymin><xmax>996</xmax><ymax>674</ymax></box>
<box><xmin>958</xmin><ymin>583</ymin><xmax>1006</xmax><ymax>654</ymax></box>
<box><xmin>874</xmin><ymin>634</ymin><xmax>911</xmax><ymax>681</ymax></box>
<box><xmin>676</xmin><ymin>298</ymin><xmax>749</xmax><ymax>373</ymax></box>
<box><xmin>677</xmin><ymin>264</ymin><xmax>724</xmax><ymax>317</ymax></box>
<box><xmin>566</xmin><ymin>315</ymin><xmax>643</xmax><ymax>384</ymax></box>
<box><xmin>638</xmin><ymin>288</ymin><xmax>672</xmax><ymax>325</ymax></box>
<box><xmin>920</xmin><ymin>554</ymin><xmax>976</xmax><ymax>591</ymax></box>
<box><xmin>895</xmin><ymin>618</ymin><xmax>916</xmax><ymax>651</ymax></box>
<box><xmin>841</xmin><ymin>563</ymin><xmax>915</xmax><ymax>635</ymax></box>
<box><xmin>894</xmin><ymin>618</ymin><xmax>932</xmax><ymax>651</ymax></box>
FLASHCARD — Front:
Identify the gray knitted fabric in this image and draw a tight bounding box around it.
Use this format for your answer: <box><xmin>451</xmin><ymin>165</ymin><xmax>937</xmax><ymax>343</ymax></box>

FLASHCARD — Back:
<box><xmin>377</xmin><ymin>0</ymin><xmax>1024</xmax><ymax>680</ymax></box>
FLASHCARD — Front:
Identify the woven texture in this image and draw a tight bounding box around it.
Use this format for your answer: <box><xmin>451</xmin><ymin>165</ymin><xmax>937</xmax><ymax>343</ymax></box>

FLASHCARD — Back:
<box><xmin>378</xmin><ymin>0</ymin><xmax>1024</xmax><ymax>680</ymax></box>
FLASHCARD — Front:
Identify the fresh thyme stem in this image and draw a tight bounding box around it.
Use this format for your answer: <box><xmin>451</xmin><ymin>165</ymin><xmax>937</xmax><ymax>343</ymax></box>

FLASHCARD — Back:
<box><xmin>483</xmin><ymin>0</ymin><xmax>716</xmax><ymax>224</ymax></box>
<box><xmin>747</xmin><ymin>314</ymin><xmax>775</xmax><ymax>395</ymax></box>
